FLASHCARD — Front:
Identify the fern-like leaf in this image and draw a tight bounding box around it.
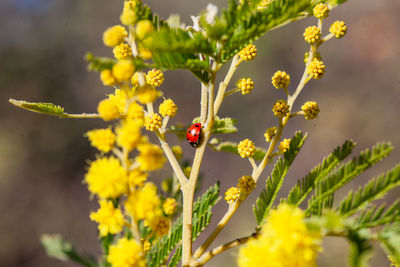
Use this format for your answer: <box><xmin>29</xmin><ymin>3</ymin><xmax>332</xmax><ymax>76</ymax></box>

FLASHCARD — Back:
<box><xmin>338</xmin><ymin>164</ymin><xmax>400</xmax><ymax>216</ymax></box>
<box><xmin>307</xmin><ymin>142</ymin><xmax>394</xmax><ymax>215</ymax></box>
<box><xmin>149</xmin><ymin>183</ymin><xmax>220</xmax><ymax>267</ymax></box>
<box><xmin>167</xmin><ymin>246</ymin><xmax>182</xmax><ymax>267</ymax></box>
<box><xmin>253</xmin><ymin>131</ymin><xmax>307</xmax><ymax>225</ymax></box>
<box><xmin>285</xmin><ymin>140</ymin><xmax>355</xmax><ymax>206</ymax></box>
<box><xmin>9</xmin><ymin>99</ymin><xmax>65</xmax><ymax>116</ymax></box>
<box><xmin>354</xmin><ymin>200</ymin><xmax>400</xmax><ymax>229</ymax></box>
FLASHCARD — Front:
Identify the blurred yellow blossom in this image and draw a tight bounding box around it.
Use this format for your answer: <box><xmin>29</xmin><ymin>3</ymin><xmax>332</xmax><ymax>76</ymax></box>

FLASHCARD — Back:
<box><xmin>90</xmin><ymin>200</ymin><xmax>125</xmax><ymax>236</ymax></box>
<box><xmin>86</xmin><ymin>128</ymin><xmax>116</xmax><ymax>153</ymax></box>
<box><xmin>103</xmin><ymin>25</ymin><xmax>127</xmax><ymax>47</ymax></box>
<box><xmin>136</xmin><ymin>143</ymin><xmax>166</xmax><ymax>171</ymax></box>
<box><xmin>107</xmin><ymin>237</ymin><xmax>145</xmax><ymax>267</ymax></box>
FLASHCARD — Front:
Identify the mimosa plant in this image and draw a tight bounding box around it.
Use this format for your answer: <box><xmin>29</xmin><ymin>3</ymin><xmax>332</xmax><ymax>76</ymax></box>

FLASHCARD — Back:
<box><xmin>9</xmin><ymin>0</ymin><xmax>400</xmax><ymax>267</ymax></box>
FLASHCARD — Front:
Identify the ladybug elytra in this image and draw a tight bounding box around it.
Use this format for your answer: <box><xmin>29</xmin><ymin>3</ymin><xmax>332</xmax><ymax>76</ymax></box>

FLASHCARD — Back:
<box><xmin>186</xmin><ymin>123</ymin><xmax>202</xmax><ymax>147</ymax></box>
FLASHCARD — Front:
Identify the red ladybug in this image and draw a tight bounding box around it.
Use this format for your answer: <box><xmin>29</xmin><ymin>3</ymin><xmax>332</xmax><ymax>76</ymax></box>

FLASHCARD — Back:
<box><xmin>186</xmin><ymin>123</ymin><xmax>202</xmax><ymax>147</ymax></box>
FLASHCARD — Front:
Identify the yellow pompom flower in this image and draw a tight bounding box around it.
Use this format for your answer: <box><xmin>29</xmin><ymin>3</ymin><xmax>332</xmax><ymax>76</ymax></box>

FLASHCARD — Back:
<box><xmin>239</xmin><ymin>43</ymin><xmax>258</xmax><ymax>61</ymax></box>
<box><xmin>103</xmin><ymin>25</ymin><xmax>127</xmax><ymax>47</ymax></box>
<box><xmin>116</xmin><ymin>120</ymin><xmax>142</xmax><ymax>151</ymax></box>
<box><xmin>137</xmin><ymin>85</ymin><xmax>162</xmax><ymax>104</ymax></box>
<box><xmin>136</xmin><ymin>20</ymin><xmax>154</xmax><ymax>40</ymax></box>
<box><xmin>146</xmin><ymin>69</ymin><xmax>164</xmax><ymax>87</ymax></box>
<box><xmin>237</xmin><ymin>176</ymin><xmax>256</xmax><ymax>196</ymax></box>
<box><xmin>225</xmin><ymin>187</ymin><xmax>241</xmax><ymax>204</ymax></box>
<box><xmin>172</xmin><ymin>145</ymin><xmax>183</xmax><ymax>160</ymax></box>
<box><xmin>330</xmin><ymin>21</ymin><xmax>347</xmax><ymax>38</ymax></box>
<box><xmin>138</xmin><ymin>45</ymin><xmax>152</xmax><ymax>59</ymax></box>
<box><xmin>236</xmin><ymin>78</ymin><xmax>254</xmax><ymax>95</ymax></box>
<box><xmin>131</xmin><ymin>72</ymin><xmax>140</xmax><ymax>86</ymax></box>
<box><xmin>304</xmin><ymin>51</ymin><xmax>322</xmax><ymax>64</ymax></box>
<box><xmin>146</xmin><ymin>216</ymin><xmax>170</xmax><ymax>237</ymax></box>
<box><xmin>163</xmin><ymin>198</ymin><xmax>178</xmax><ymax>215</ymax></box>
<box><xmin>307</xmin><ymin>59</ymin><xmax>326</xmax><ymax>79</ymax></box>
<box><xmin>313</xmin><ymin>3</ymin><xmax>329</xmax><ymax>19</ymax></box>
<box><xmin>112</xmin><ymin>60</ymin><xmax>135</xmax><ymax>83</ymax></box>
<box><xmin>128</xmin><ymin>168</ymin><xmax>148</xmax><ymax>189</ymax></box>
<box><xmin>136</xmin><ymin>143</ymin><xmax>166</xmax><ymax>171</ymax></box>
<box><xmin>238</xmin><ymin>204</ymin><xmax>321</xmax><ymax>267</ymax></box>
<box><xmin>272</xmin><ymin>100</ymin><xmax>290</xmax><ymax>117</ymax></box>
<box><xmin>98</xmin><ymin>98</ymin><xmax>120</xmax><ymax>121</ymax></box>
<box><xmin>271</xmin><ymin>70</ymin><xmax>290</xmax><ymax>89</ymax></box>
<box><xmin>125</xmin><ymin>182</ymin><xmax>162</xmax><ymax>221</ymax></box>
<box><xmin>100</xmin><ymin>69</ymin><xmax>117</xmax><ymax>87</ymax></box>
<box><xmin>144</xmin><ymin>113</ymin><xmax>162</xmax><ymax>131</ymax></box>
<box><xmin>107</xmin><ymin>237</ymin><xmax>145</xmax><ymax>267</ymax></box>
<box><xmin>279</xmin><ymin>138</ymin><xmax>291</xmax><ymax>153</ymax></box>
<box><xmin>86</xmin><ymin>128</ymin><xmax>116</xmax><ymax>153</ymax></box>
<box><xmin>264</xmin><ymin>126</ymin><xmax>277</xmax><ymax>142</ymax></box>
<box><xmin>85</xmin><ymin>157</ymin><xmax>128</xmax><ymax>198</ymax></box>
<box><xmin>238</xmin><ymin>139</ymin><xmax>256</xmax><ymax>158</ymax></box>
<box><xmin>159</xmin><ymin>99</ymin><xmax>178</xmax><ymax>118</ymax></box>
<box><xmin>301</xmin><ymin>101</ymin><xmax>320</xmax><ymax>120</ymax></box>
<box><xmin>257</xmin><ymin>0</ymin><xmax>270</xmax><ymax>10</ymax></box>
<box><xmin>90</xmin><ymin>200</ymin><xmax>125</xmax><ymax>237</ymax></box>
<box><xmin>303</xmin><ymin>26</ymin><xmax>321</xmax><ymax>44</ymax></box>
<box><xmin>127</xmin><ymin>102</ymin><xmax>144</xmax><ymax>123</ymax></box>
<box><xmin>120</xmin><ymin>1</ymin><xmax>139</xmax><ymax>26</ymax></box>
<box><xmin>113</xmin><ymin>43</ymin><xmax>133</xmax><ymax>60</ymax></box>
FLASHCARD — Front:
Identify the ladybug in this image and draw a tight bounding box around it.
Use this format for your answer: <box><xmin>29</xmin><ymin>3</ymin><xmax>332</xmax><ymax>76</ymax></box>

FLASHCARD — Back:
<box><xmin>186</xmin><ymin>123</ymin><xmax>202</xmax><ymax>147</ymax></box>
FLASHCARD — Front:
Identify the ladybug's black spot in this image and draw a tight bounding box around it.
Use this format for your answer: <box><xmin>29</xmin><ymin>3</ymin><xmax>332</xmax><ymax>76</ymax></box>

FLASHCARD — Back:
<box><xmin>194</xmin><ymin>134</ymin><xmax>197</xmax><ymax>136</ymax></box>
<box><xmin>195</xmin><ymin>125</ymin><xmax>199</xmax><ymax>127</ymax></box>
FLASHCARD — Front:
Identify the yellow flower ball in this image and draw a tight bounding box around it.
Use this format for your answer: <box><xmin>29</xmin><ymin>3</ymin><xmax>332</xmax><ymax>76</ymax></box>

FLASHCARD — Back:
<box><xmin>272</xmin><ymin>100</ymin><xmax>290</xmax><ymax>117</ymax></box>
<box><xmin>264</xmin><ymin>126</ymin><xmax>277</xmax><ymax>142</ymax></box>
<box><xmin>236</xmin><ymin>78</ymin><xmax>254</xmax><ymax>95</ymax></box>
<box><xmin>125</xmin><ymin>182</ymin><xmax>162</xmax><ymax>221</ymax></box>
<box><xmin>97</xmin><ymin>98</ymin><xmax>120</xmax><ymax>121</ymax></box>
<box><xmin>313</xmin><ymin>3</ymin><xmax>329</xmax><ymax>19</ymax></box>
<box><xmin>239</xmin><ymin>43</ymin><xmax>258</xmax><ymax>61</ymax></box>
<box><xmin>107</xmin><ymin>237</ymin><xmax>145</xmax><ymax>267</ymax></box>
<box><xmin>127</xmin><ymin>102</ymin><xmax>144</xmax><ymax>123</ymax></box>
<box><xmin>301</xmin><ymin>101</ymin><xmax>320</xmax><ymax>120</ymax></box>
<box><xmin>85</xmin><ymin>157</ymin><xmax>128</xmax><ymax>198</ymax></box>
<box><xmin>113</xmin><ymin>43</ymin><xmax>133</xmax><ymax>60</ymax></box>
<box><xmin>112</xmin><ymin>60</ymin><xmax>135</xmax><ymax>82</ymax></box>
<box><xmin>146</xmin><ymin>69</ymin><xmax>164</xmax><ymax>87</ymax></box>
<box><xmin>279</xmin><ymin>138</ymin><xmax>291</xmax><ymax>153</ymax></box>
<box><xmin>307</xmin><ymin>59</ymin><xmax>326</xmax><ymax>79</ymax></box>
<box><xmin>120</xmin><ymin>1</ymin><xmax>139</xmax><ymax>26</ymax></box>
<box><xmin>304</xmin><ymin>51</ymin><xmax>322</xmax><ymax>65</ymax></box>
<box><xmin>136</xmin><ymin>143</ymin><xmax>166</xmax><ymax>172</ymax></box>
<box><xmin>330</xmin><ymin>21</ymin><xmax>347</xmax><ymax>39</ymax></box>
<box><xmin>225</xmin><ymin>187</ymin><xmax>241</xmax><ymax>204</ymax></box>
<box><xmin>138</xmin><ymin>45</ymin><xmax>152</xmax><ymax>59</ymax></box>
<box><xmin>103</xmin><ymin>25</ymin><xmax>127</xmax><ymax>47</ymax></box>
<box><xmin>237</xmin><ymin>176</ymin><xmax>256</xmax><ymax>197</ymax></box>
<box><xmin>238</xmin><ymin>139</ymin><xmax>256</xmax><ymax>158</ymax></box>
<box><xmin>303</xmin><ymin>26</ymin><xmax>321</xmax><ymax>44</ymax></box>
<box><xmin>271</xmin><ymin>70</ymin><xmax>290</xmax><ymax>89</ymax></box>
<box><xmin>90</xmin><ymin>200</ymin><xmax>125</xmax><ymax>237</ymax></box>
<box><xmin>116</xmin><ymin>120</ymin><xmax>142</xmax><ymax>151</ymax></box>
<box><xmin>136</xmin><ymin>20</ymin><xmax>154</xmax><ymax>40</ymax></box>
<box><xmin>146</xmin><ymin>216</ymin><xmax>170</xmax><ymax>237</ymax></box>
<box><xmin>100</xmin><ymin>69</ymin><xmax>117</xmax><ymax>87</ymax></box>
<box><xmin>86</xmin><ymin>128</ymin><xmax>116</xmax><ymax>153</ymax></box>
<box><xmin>144</xmin><ymin>113</ymin><xmax>162</xmax><ymax>132</ymax></box>
<box><xmin>163</xmin><ymin>198</ymin><xmax>178</xmax><ymax>215</ymax></box>
<box><xmin>137</xmin><ymin>85</ymin><xmax>161</xmax><ymax>104</ymax></box>
<box><xmin>159</xmin><ymin>99</ymin><xmax>178</xmax><ymax>118</ymax></box>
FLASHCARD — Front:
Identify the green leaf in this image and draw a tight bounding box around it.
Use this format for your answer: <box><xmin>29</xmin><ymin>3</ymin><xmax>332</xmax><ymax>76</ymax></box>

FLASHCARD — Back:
<box><xmin>41</xmin><ymin>234</ymin><xmax>98</xmax><ymax>267</ymax></box>
<box><xmin>307</xmin><ymin>142</ymin><xmax>393</xmax><ymax>216</ymax></box>
<box><xmin>149</xmin><ymin>183</ymin><xmax>220</xmax><ymax>267</ymax></box>
<box><xmin>85</xmin><ymin>53</ymin><xmax>116</xmax><ymax>71</ymax></box>
<box><xmin>9</xmin><ymin>99</ymin><xmax>64</xmax><ymax>116</ymax></box>
<box><xmin>193</xmin><ymin>116</ymin><xmax>238</xmax><ymax>134</ymax></box>
<box><xmin>338</xmin><ymin>164</ymin><xmax>400</xmax><ymax>217</ymax></box>
<box><xmin>353</xmin><ymin>200</ymin><xmax>400</xmax><ymax>229</ymax></box>
<box><xmin>167</xmin><ymin>246</ymin><xmax>182</xmax><ymax>267</ymax></box>
<box><xmin>218</xmin><ymin>0</ymin><xmax>313</xmax><ymax>63</ymax></box>
<box><xmin>285</xmin><ymin>140</ymin><xmax>355</xmax><ymax>206</ymax></box>
<box><xmin>379</xmin><ymin>223</ymin><xmax>400</xmax><ymax>266</ymax></box>
<box><xmin>209</xmin><ymin>141</ymin><xmax>266</xmax><ymax>161</ymax></box>
<box><xmin>253</xmin><ymin>131</ymin><xmax>307</xmax><ymax>225</ymax></box>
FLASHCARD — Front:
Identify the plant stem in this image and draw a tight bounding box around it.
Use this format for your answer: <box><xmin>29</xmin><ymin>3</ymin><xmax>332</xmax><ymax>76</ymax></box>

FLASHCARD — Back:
<box><xmin>194</xmin><ymin>233</ymin><xmax>259</xmax><ymax>266</ymax></box>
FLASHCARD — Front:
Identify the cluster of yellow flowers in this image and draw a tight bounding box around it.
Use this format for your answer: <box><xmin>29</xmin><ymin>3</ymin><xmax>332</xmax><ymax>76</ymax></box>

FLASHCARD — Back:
<box><xmin>238</xmin><ymin>204</ymin><xmax>322</xmax><ymax>267</ymax></box>
<box><xmin>84</xmin><ymin>6</ymin><xmax>186</xmax><ymax>265</ymax></box>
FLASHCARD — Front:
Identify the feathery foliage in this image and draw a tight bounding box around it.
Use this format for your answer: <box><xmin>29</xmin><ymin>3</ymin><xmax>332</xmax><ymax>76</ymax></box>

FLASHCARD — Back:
<box><xmin>338</xmin><ymin>164</ymin><xmax>400</xmax><ymax>216</ymax></box>
<box><xmin>41</xmin><ymin>234</ymin><xmax>97</xmax><ymax>267</ymax></box>
<box><xmin>253</xmin><ymin>131</ymin><xmax>307</xmax><ymax>225</ymax></box>
<box><xmin>307</xmin><ymin>142</ymin><xmax>393</xmax><ymax>215</ymax></box>
<box><xmin>149</xmin><ymin>183</ymin><xmax>220</xmax><ymax>267</ymax></box>
<box><xmin>354</xmin><ymin>200</ymin><xmax>400</xmax><ymax>229</ymax></box>
<box><xmin>285</xmin><ymin>140</ymin><xmax>355</xmax><ymax>206</ymax></box>
<box><xmin>9</xmin><ymin>99</ymin><xmax>65</xmax><ymax>117</ymax></box>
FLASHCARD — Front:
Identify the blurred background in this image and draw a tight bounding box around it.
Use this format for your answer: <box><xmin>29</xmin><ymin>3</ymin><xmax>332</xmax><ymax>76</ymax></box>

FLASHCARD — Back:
<box><xmin>1</xmin><ymin>0</ymin><xmax>399</xmax><ymax>266</ymax></box>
